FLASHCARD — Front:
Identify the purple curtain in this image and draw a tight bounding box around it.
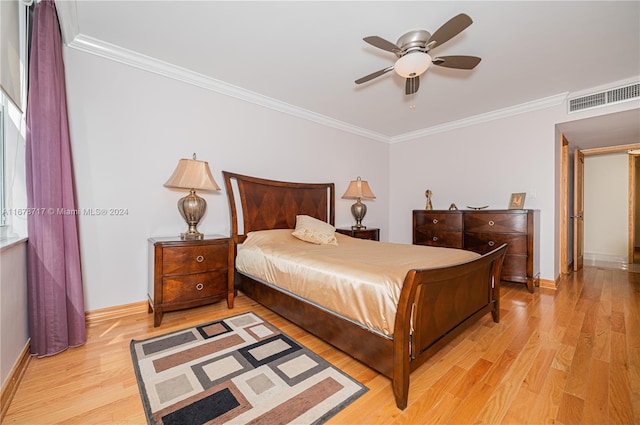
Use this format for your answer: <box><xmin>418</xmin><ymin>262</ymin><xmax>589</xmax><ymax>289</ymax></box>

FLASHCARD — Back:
<box><xmin>25</xmin><ymin>0</ymin><xmax>86</xmax><ymax>357</ymax></box>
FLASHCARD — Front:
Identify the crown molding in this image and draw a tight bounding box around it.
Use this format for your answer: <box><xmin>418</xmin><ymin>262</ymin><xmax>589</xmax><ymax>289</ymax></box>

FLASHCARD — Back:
<box><xmin>66</xmin><ymin>34</ymin><xmax>390</xmax><ymax>143</ymax></box>
<box><xmin>389</xmin><ymin>92</ymin><xmax>569</xmax><ymax>144</ymax></box>
<box><xmin>63</xmin><ymin>28</ymin><xmax>568</xmax><ymax>145</ymax></box>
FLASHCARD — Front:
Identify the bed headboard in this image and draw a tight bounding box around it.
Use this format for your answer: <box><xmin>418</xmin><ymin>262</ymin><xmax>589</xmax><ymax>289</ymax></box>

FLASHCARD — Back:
<box><xmin>222</xmin><ymin>171</ymin><xmax>335</xmax><ymax>243</ymax></box>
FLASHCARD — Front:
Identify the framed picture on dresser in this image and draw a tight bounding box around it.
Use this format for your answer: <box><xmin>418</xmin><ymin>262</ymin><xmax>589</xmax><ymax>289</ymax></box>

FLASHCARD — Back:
<box><xmin>508</xmin><ymin>192</ymin><xmax>526</xmax><ymax>209</ymax></box>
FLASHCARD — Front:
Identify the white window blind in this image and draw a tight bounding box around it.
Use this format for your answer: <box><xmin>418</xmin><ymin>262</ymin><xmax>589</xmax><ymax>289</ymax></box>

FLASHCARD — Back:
<box><xmin>0</xmin><ymin>0</ymin><xmax>23</xmax><ymax>112</ymax></box>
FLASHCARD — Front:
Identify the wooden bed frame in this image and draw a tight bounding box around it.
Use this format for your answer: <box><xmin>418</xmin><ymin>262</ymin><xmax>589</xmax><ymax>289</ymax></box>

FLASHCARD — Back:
<box><xmin>222</xmin><ymin>171</ymin><xmax>507</xmax><ymax>410</ymax></box>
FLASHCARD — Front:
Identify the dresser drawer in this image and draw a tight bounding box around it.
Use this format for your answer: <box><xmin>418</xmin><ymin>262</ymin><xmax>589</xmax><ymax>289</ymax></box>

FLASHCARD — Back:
<box><xmin>162</xmin><ymin>243</ymin><xmax>228</xmax><ymax>275</ymax></box>
<box><xmin>162</xmin><ymin>270</ymin><xmax>228</xmax><ymax>304</ymax></box>
<box><xmin>464</xmin><ymin>213</ymin><xmax>528</xmax><ymax>233</ymax></box>
<box><xmin>414</xmin><ymin>211</ymin><xmax>462</xmax><ymax>231</ymax></box>
<box><xmin>502</xmin><ymin>255</ymin><xmax>528</xmax><ymax>281</ymax></box>
<box><xmin>464</xmin><ymin>232</ymin><xmax>527</xmax><ymax>255</ymax></box>
<box><xmin>415</xmin><ymin>231</ymin><xmax>463</xmax><ymax>248</ymax></box>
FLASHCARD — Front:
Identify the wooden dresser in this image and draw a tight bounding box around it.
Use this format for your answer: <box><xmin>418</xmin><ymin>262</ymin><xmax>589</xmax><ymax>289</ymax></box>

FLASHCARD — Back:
<box><xmin>148</xmin><ymin>235</ymin><xmax>234</xmax><ymax>326</ymax></box>
<box><xmin>413</xmin><ymin>209</ymin><xmax>540</xmax><ymax>292</ymax></box>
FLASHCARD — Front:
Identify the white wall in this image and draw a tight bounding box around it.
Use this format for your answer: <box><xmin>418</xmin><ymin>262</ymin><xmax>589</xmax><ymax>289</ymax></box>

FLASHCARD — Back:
<box><xmin>584</xmin><ymin>153</ymin><xmax>628</xmax><ymax>260</ymax></box>
<box><xmin>63</xmin><ymin>47</ymin><xmax>390</xmax><ymax>311</ymax></box>
<box><xmin>0</xmin><ymin>240</ymin><xmax>29</xmax><ymax>387</ymax></box>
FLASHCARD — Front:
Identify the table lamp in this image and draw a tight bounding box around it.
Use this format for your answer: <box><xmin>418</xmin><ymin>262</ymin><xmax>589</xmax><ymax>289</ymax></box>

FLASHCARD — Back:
<box><xmin>342</xmin><ymin>176</ymin><xmax>376</xmax><ymax>229</ymax></box>
<box><xmin>164</xmin><ymin>153</ymin><xmax>220</xmax><ymax>239</ymax></box>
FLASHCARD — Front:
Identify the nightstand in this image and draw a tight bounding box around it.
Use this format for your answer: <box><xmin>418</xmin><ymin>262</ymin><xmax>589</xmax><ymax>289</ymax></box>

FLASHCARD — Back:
<box><xmin>148</xmin><ymin>235</ymin><xmax>234</xmax><ymax>326</ymax></box>
<box><xmin>336</xmin><ymin>227</ymin><xmax>380</xmax><ymax>241</ymax></box>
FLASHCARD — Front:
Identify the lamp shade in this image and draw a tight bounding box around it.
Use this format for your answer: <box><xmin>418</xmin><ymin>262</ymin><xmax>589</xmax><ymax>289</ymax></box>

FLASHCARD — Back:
<box><xmin>394</xmin><ymin>52</ymin><xmax>432</xmax><ymax>78</ymax></box>
<box><xmin>342</xmin><ymin>176</ymin><xmax>376</xmax><ymax>200</ymax></box>
<box><xmin>164</xmin><ymin>157</ymin><xmax>220</xmax><ymax>191</ymax></box>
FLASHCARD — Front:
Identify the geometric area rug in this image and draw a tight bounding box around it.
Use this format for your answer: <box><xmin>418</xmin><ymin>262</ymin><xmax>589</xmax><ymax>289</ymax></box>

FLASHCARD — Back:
<box><xmin>130</xmin><ymin>312</ymin><xmax>368</xmax><ymax>425</ymax></box>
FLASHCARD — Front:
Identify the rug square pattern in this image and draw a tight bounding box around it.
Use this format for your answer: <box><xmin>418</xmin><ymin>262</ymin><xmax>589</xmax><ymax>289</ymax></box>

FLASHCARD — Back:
<box><xmin>131</xmin><ymin>312</ymin><xmax>367</xmax><ymax>424</ymax></box>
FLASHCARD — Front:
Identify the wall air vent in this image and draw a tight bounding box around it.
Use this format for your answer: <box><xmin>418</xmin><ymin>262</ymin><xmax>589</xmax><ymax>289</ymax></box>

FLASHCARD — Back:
<box><xmin>568</xmin><ymin>82</ymin><xmax>639</xmax><ymax>113</ymax></box>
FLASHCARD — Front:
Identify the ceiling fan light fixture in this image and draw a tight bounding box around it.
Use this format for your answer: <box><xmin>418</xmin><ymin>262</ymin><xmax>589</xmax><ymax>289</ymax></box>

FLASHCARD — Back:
<box><xmin>394</xmin><ymin>52</ymin><xmax>432</xmax><ymax>78</ymax></box>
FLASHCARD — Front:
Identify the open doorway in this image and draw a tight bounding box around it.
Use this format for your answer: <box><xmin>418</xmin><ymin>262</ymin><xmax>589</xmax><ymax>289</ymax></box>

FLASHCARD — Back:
<box><xmin>558</xmin><ymin>109</ymin><xmax>640</xmax><ymax>275</ymax></box>
<box><xmin>582</xmin><ymin>150</ymin><xmax>632</xmax><ymax>269</ymax></box>
<box><xmin>560</xmin><ymin>142</ymin><xmax>640</xmax><ymax>272</ymax></box>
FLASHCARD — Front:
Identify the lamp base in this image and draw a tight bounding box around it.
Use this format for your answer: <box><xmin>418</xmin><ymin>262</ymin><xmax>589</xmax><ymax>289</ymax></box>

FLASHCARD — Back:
<box><xmin>350</xmin><ymin>199</ymin><xmax>367</xmax><ymax>230</ymax></box>
<box><xmin>351</xmin><ymin>225</ymin><xmax>367</xmax><ymax>230</ymax></box>
<box><xmin>177</xmin><ymin>189</ymin><xmax>207</xmax><ymax>240</ymax></box>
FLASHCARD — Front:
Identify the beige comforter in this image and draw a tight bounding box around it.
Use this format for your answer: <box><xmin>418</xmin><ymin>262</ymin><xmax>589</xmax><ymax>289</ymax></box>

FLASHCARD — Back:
<box><xmin>236</xmin><ymin>229</ymin><xmax>480</xmax><ymax>336</ymax></box>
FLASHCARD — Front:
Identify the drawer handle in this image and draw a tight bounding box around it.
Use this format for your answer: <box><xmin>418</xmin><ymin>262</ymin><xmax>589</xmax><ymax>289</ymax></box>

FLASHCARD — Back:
<box><xmin>488</xmin><ymin>220</ymin><xmax>495</xmax><ymax>226</ymax></box>
<box><xmin>432</xmin><ymin>219</ymin><xmax>438</xmax><ymax>224</ymax></box>
<box><xmin>195</xmin><ymin>283</ymin><xmax>204</xmax><ymax>291</ymax></box>
<box><xmin>432</xmin><ymin>236</ymin><xmax>438</xmax><ymax>242</ymax></box>
<box><xmin>488</xmin><ymin>241</ymin><xmax>495</xmax><ymax>247</ymax></box>
<box><xmin>196</xmin><ymin>255</ymin><xmax>204</xmax><ymax>263</ymax></box>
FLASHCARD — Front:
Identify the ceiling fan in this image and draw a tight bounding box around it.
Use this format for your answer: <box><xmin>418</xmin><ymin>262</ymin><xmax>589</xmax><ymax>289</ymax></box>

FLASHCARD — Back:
<box><xmin>355</xmin><ymin>13</ymin><xmax>481</xmax><ymax>95</ymax></box>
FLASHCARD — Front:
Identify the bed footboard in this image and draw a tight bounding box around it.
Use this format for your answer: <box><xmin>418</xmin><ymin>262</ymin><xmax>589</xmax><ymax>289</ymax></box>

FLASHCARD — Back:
<box><xmin>392</xmin><ymin>244</ymin><xmax>507</xmax><ymax>409</ymax></box>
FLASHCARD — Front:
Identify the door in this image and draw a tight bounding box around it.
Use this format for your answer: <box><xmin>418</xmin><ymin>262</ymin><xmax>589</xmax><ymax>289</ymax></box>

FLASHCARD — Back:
<box><xmin>632</xmin><ymin>154</ymin><xmax>640</xmax><ymax>264</ymax></box>
<box><xmin>573</xmin><ymin>149</ymin><xmax>584</xmax><ymax>271</ymax></box>
<box><xmin>560</xmin><ymin>134</ymin><xmax>570</xmax><ymax>273</ymax></box>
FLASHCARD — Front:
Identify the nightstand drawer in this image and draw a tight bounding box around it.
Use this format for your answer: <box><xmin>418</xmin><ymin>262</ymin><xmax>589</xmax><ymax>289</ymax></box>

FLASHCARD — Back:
<box><xmin>162</xmin><ymin>270</ymin><xmax>228</xmax><ymax>304</ymax></box>
<box><xmin>464</xmin><ymin>232</ymin><xmax>527</xmax><ymax>255</ymax></box>
<box><xmin>464</xmin><ymin>213</ymin><xmax>528</xmax><ymax>233</ymax></box>
<box><xmin>162</xmin><ymin>244</ymin><xmax>228</xmax><ymax>275</ymax></box>
<box><xmin>336</xmin><ymin>228</ymin><xmax>380</xmax><ymax>241</ymax></box>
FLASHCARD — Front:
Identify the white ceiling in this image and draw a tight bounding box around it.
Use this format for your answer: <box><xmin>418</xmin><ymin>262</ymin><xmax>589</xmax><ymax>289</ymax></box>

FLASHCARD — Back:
<box><xmin>58</xmin><ymin>1</ymin><xmax>640</xmax><ymax>144</ymax></box>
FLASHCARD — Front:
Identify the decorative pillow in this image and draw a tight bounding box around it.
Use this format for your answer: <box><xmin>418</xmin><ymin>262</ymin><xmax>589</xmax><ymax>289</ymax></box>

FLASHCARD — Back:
<box><xmin>291</xmin><ymin>215</ymin><xmax>338</xmax><ymax>245</ymax></box>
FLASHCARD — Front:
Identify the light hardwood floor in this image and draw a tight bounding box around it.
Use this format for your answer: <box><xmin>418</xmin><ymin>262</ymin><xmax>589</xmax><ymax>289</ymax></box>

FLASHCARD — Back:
<box><xmin>3</xmin><ymin>266</ymin><xmax>639</xmax><ymax>424</ymax></box>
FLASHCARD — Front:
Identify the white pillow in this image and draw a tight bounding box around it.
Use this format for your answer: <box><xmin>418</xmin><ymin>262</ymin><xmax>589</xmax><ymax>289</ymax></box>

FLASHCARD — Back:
<box><xmin>291</xmin><ymin>215</ymin><xmax>338</xmax><ymax>245</ymax></box>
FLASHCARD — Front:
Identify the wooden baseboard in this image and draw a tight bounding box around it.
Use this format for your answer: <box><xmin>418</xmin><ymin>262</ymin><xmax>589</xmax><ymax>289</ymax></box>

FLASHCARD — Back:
<box><xmin>1</xmin><ymin>341</ymin><xmax>31</xmax><ymax>422</ymax></box>
<box><xmin>539</xmin><ymin>278</ymin><xmax>558</xmax><ymax>290</ymax></box>
<box><xmin>85</xmin><ymin>301</ymin><xmax>148</xmax><ymax>324</ymax></box>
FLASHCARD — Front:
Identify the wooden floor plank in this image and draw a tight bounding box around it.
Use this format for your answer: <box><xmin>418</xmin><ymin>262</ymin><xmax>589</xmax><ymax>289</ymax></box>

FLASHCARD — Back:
<box><xmin>556</xmin><ymin>391</ymin><xmax>585</xmax><ymax>425</ymax></box>
<box><xmin>583</xmin><ymin>357</ymin><xmax>610</xmax><ymax>423</ymax></box>
<box><xmin>527</xmin><ymin>366</ymin><xmax>568</xmax><ymax>425</ymax></box>
<box><xmin>609</xmin><ymin>329</ymin><xmax>634</xmax><ymax>424</ymax></box>
<box><xmin>442</xmin><ymin>382</ymin><xmax>494</xmax><ymax>425</ymax></box>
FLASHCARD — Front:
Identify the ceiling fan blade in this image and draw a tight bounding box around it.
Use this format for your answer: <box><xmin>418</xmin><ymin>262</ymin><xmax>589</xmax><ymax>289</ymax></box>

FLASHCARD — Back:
<box><xmin>432</xmin><ymin>55</ymin><xmax>481</xmax><ymax>69</ymax></box>
<box><xmin>427</xmin><ymin>13</ymin><xmax>473</xmax><ymax>50</ymax></box>
<box><xmin>355</xmin><ymin>66</ymin><xmax>394</xmax><ymax>84</ymax></box>
<box><xmin>405</xmin><ymin>76</ymin><xmax>420</xmax><ymax>95</ymax></box>
<box><xmin>363</xmin><ymin>36</ymin><xmax>401</xmax><ymax>53</ymax></box>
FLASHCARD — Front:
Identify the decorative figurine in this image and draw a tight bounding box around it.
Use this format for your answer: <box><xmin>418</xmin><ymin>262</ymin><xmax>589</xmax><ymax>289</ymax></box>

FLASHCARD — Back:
<box><xmin>425</xmin><ymin>190</ymin><xmax>433</xmax><ymax>210</ymax></box>
<box><xmin>449</xmin><ymin>203</ymin><xmax>458</xmax><ymax>210</ymax></box>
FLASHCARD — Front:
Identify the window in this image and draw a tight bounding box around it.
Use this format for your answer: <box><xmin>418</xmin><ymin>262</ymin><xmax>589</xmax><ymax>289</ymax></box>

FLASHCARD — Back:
<box><xmin>0</xmin><ymin>97</ymin><xmax>5</xmax><ymax>228</ymax></box>
<box><xmin>0</xmin><ymin>1</ymin><xmax>28</xmax><ymax>241</ymax></box>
